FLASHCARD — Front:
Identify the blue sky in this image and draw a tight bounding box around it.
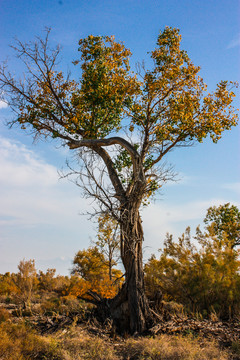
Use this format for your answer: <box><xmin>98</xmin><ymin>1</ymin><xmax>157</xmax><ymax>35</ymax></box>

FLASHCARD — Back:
<box><xmin>0</xmin><ymin>0</ymin><xmax>239</xmax><ymax>274</ymax></box>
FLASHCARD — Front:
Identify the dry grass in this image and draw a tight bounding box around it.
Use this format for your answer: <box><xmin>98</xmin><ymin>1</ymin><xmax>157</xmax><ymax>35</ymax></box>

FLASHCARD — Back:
<box><xmin>0</xmin><ymin>320</ymin><xmax>233</xmax><ymax>360</ymax></box>
<box><xmin>122</xmin><ymin>335</ymin><xmax>230</xmax><ymax>360</ymax></box>
<box><xmin>0</xmin><ymin>322</ymin><xmax>62</xmax><ymax>360</ymax></box>
<box><xmin>0</xmin><ymin>322</ymin><xmax>117</xmax><ymax>360</ymax></box>
<box><xmin>56</xmin><ymin>327</ymin><xmax>118</xmax><ymax>360</ymax></box>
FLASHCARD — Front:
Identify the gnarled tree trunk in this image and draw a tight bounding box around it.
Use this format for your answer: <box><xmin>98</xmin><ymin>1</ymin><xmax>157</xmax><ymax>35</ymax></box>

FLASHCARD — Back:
<box><xmin>109</xmin><ymin>203</ymin><xmax>151</xmax><ymax>334</ymax></box>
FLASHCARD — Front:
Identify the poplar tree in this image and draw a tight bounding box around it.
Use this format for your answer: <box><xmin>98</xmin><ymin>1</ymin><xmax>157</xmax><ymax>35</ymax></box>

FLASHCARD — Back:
<box><xmin>0</xmin><ymin>27</ymin><xmax>238</xmax><ymax>333</ymax></box>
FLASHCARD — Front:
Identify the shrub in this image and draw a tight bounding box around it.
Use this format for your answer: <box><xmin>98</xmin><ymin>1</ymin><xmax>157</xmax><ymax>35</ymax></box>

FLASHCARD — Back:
<box><xmin>0</xmin><ymin>322</ymin><xmax>63</xmax><ymax>359</ymax></box>
<box><xmin>145</xmin><ymin>223</ymin><xmax>240</xmax><ymax>319</ymax></box>
<box><xmin>40</xmin><ymin>296</ymin><xmax>63</xmax><ymax>315</ymax></box>
<box><xmin>0</xmin><ymin>307</ymin><xmax>11</xmax><ymax>323</ymax></box>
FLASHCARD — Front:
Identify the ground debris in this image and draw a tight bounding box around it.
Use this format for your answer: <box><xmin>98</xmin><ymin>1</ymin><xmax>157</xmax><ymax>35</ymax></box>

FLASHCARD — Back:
<box><xmin>28</xmin><ymin>314</ymin><xmax>76</xmax><ymax>334</ymax></box>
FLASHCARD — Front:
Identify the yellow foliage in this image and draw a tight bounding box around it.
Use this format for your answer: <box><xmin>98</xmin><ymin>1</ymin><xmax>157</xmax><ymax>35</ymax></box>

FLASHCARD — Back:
<box><xmin>70</xmin><ymin>246</ymin><xmax>123</xmax><ymax>299</ymax></box>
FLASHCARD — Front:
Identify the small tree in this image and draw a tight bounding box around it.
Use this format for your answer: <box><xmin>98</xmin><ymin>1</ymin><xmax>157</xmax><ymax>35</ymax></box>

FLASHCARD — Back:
<box><xmin>72</xmin><ymin>246</ymin><xmax>122</xmax><ymax>299</ymax></box>
<box><xmin>204</xmin><ymin>203</ymin><xmax>240</xmax><ymax>248</ymax></box>
<box><xmin>0</xmin><ymin>27</ymin><xmax>238</xmax><ymax>333</ymax></box>
<box><xmin>95</xmin><ymin>214</ymin><xmax>120</xmax><ymax>281</ymax></box>
<box><xmin>38</xmin><ymin>268</ymin><xmax>57</xmax><ymax>292</ymax></box>
<box><xmin>13</xmin><ymin>259</ymin><xmax>38</xmax><ymax>311</ymax></box>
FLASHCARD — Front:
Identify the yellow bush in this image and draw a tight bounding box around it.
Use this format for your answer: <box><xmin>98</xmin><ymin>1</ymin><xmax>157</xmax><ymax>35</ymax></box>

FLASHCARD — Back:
<box><xmin>0</xmin><ymin>307</ymin><xmax>11</xmax><ymax>323</ymax></box>
<box><xmin>0</xmin><ymin>322</ymin><xmax>63</xmax><ymax>360</ymax></box>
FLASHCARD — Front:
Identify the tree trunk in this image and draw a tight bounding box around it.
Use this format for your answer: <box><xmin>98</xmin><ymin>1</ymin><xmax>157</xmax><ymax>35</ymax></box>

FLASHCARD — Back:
<box><xmin>108</xmin><ymin>249</ymin><xmax>113</xmax><ymax>281</ymax></box>
<box><xmin>109</xmin><ymin>206</ymin><xmax>151</xmax><ymax>334</ymax></box>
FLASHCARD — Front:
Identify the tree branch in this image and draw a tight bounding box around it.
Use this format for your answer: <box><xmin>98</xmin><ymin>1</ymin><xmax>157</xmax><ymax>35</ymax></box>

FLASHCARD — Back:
<box><xmin>69</xmin><ymin>136</ymin><xmax>139</xmax><ymax>161</ymax></box>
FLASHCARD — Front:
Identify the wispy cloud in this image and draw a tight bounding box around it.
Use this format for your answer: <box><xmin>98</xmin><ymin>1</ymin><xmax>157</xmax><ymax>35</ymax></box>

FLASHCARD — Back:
<box><xmin>221</xmin><ymin>182</ymin><xmax>240</xmax><ymax>196</ymax></box>
<box><xmin>227</xmin><ymin>34</ymin><xmax>240</xmax><ymax>49</ymax></box>
<box><xmin>0</xmin><ymin>137</ymin><xmax>58</xmax><ymax>188</ymax></box>
<box><xmin>0</xmin><ymin>136</ymin><xmax>91</xmax><ymax>227</ymax></box>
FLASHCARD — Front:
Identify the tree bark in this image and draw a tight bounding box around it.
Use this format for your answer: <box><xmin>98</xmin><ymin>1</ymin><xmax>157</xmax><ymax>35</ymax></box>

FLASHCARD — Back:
<box><xmin>109</xmin><ymin>204</ymin><xmax>151</xmax><ymax>334</ymax></box>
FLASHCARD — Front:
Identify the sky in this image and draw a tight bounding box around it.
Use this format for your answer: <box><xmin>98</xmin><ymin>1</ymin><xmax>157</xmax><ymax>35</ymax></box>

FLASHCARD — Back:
<box><xmin>0</xmin><ymin>0</ymin><xmax>239</xmax><ymax>275</ymax></box>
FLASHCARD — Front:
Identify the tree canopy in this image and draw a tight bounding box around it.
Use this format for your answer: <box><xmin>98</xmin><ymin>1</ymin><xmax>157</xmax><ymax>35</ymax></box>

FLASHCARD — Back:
<box><xmin>0</xmin><ymin>27</ymin><xmax>238</xmax><ymax>213</ymax></box>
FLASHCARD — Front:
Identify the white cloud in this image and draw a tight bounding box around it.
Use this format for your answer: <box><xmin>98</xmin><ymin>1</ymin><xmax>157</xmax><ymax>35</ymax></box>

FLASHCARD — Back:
<box><xmin>0</xmin><ymin>100</ymin><xmax>8</xmax><ymax>109</ymax></box>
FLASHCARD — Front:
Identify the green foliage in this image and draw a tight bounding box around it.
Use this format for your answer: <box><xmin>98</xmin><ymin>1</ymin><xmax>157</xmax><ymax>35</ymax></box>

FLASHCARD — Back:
<box><xmin>204</xmin><ymin>203</ymin><xmax>240</xmax><ymax>247</ymax></box>
<box><xmin>71</xmin><ymin>35</ymin><xmax>140</xmax><ymax>138</ymax></box>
